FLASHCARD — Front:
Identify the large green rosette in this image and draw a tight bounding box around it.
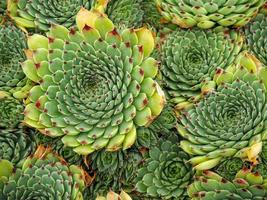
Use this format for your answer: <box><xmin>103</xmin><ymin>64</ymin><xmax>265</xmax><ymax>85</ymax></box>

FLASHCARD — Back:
<box><xmin>160</xmin><ymin>28</ymin><xmax>242</xmax><ymax>105</ymax></box>
<box><xmin>22</xmin><ymin>8</ymin><xmax>165</xmax><ymax>155</ymax></box>
<box><xmin>135</xmin><ymin>134</ymin><xmax>193</xmax><ymax>199</ymax></box>
<box><xmin>177</xmin><ymin>52</ymin><xmax>267</xmax><ymax>170</ymax></box>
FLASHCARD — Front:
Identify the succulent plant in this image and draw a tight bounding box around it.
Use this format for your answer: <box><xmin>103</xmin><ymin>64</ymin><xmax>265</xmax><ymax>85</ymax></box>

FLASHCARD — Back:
<box><xmin>149</xmin><ymin>104</ymin><xmax>177</xmax><ymax>133</ymax></box>
<box><xmin>90</xmin><ymin>149</ymin><xmax>125</xmax><ymax>174</ymax></box>
<box><xmin>86</xmin><ymin>148</ymin><xmax>143</xmax><ymax>198</ymax></box>
<box><xmin>177</xmin><ymin>52</ymin><xmax>267</xmax><ymax>170</ymax></box>
<box><xmin>84</xmin><ymin>172</ymin><xmax>119</xmax><ymax>199</ymax></box>
<box><xmin>0</xmin><ymin>146</ymin><xmax>89</xmax><ymax>199</ymax></box>
<box><xmin>96</xmin><ymin>190</ymin><xmax>132</xmax><ymax>200</ymax></box>
<box><xmin>259</xmin><ymin>142</ymin><xmax>267</xmax><ymax>163</ymax></box>
<box><xmin>0</xmin><ymin>21</ymin><xmax>31</xmax><ymax>98</ymax></box>
<box><xmin>252</xmin><ymin>163</ymin><xmax>267</xmax><ymax>179</ymax></box>
<box><xmin>1</xmin><ymin>0</ymin><xmax>267</xmax><ymax>198</ymax></box>
<box><xmin>135</xmin><ymin>134</ymin><xmax>193</xmax><ymax>199</ymax></box>
<box><xmin>36</xmin><ymin>133</ymin><xmax>82</xmax><ymax>165</ymax></box>
<box><xmin>0</xmin><ymin>1</ymin><xmax>6</xmax><ymax>16</ymax></box>
<box><xmin>155</xmin><ymin>0</ymin><xmax>266</xmax><ymax>29</ymax></box>
<box><xmin>135</xmin><ymin>127</ymin><xmax>159</xmax><ymax>149</ymax></box>
<box><xmin>7</xmin><ymin>0</ymin><xmax>103</xmax><ymax>31</ymax></box>
<box><xmin>0</xmin><ymin>125</ymin><xmax>36</xmax><ymax>167</ymax></box>
<box><xmin>160</xmin><ymin>28</ymin><xmax>243</xmax><ymax>105</ymax></box>
<box><xmin>106</xmin><ymin>0</ymin><xmax>144</xmax><ymax>29</ymax></box>
<box><xmin>141</xmin><ymin>0</ymin><xmax>162</xmax><ymax>31</ymax></box>
<box><xmin>188</xmin><ymin>168</ymin><xmax>267</xmax><ymax>199</ymax></box>
<box><xmin>22</xmin><ymin>8</ymin><xmax>165</xmax><ymax>155</ymax></box>
<box><xmin>244</xmin><ymin>10</ymin><xmax>267</xmax><ymax>66</ymax></box>
<box><xmin>0</xmin><ymin>91</ymin><xmax>24</xmax><ymax>128</ymax></box>
<box><xmin>214</xmin><ymin>158</ymin><xmax>249</xmax><ymax>181</ymax></box>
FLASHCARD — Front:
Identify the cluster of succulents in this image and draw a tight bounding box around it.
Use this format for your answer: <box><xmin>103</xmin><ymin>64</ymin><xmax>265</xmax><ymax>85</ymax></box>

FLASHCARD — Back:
<box><xmin>0</xmin><ymin>0</ymin><xmax>266</xmax><ymax>199</ymax></box>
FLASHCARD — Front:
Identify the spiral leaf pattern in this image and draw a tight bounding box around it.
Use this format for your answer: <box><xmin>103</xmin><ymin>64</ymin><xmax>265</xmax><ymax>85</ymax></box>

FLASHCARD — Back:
<box><xmin>214</xmin><ymin>158</ymin><xmax>248</xmax><ymax>181</ymax></box>
<box><xmin>177</xmin><ymin>52</ymin><xmax>267</xmax><ymax>170</ymax></box>
<box><xmin>106</xmin><ymin>0</ymin><xmax>144</xmax><ymax>29</ymax></box>
<box><xmin>22</xmin><ymin>8</ymin><xmax>165</xmax><ymax>155</ymax></box>
<box><xmin>160</xmin><ymin>28</ymin><xmax>243</xmax><ymax>105</ymax></box>
<box><xmin>136</xmin><ymin>135</ymin><xmax>193</xmax><ymax>199</ymax></box>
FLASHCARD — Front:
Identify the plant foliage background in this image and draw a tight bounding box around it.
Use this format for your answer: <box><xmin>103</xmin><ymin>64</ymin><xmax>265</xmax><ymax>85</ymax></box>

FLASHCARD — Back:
<box><xmin>0</xmin><ymin>0</ymin><xmax>267</xmax><ymax>199</ymax></box>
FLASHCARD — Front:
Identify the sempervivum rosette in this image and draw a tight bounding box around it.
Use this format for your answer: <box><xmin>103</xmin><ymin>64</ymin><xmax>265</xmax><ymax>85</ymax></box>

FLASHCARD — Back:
<box><xmin>149</xmin><ymin>104</ymin><xmax>177</xmax><ymax>133</ymax></box>
<box><xmin>7</xmin><ymin>0</ymin><xmax>103</xmax><ymax>31</ymax></box>
<box><xmin>0</xmin><ymin>91</ymin><xmax>24</xmax><ymax>128</ymax></box>
<box><xmin>188</xmin><ymin>168</ymin><xmax>267</xmax><ymax>199</ymax></box>
<box><xmin>0</xmin><ymin>126</ymin><xmax>36</xmax><ymax>167</ymax></box>
<box><xmin>160</xmin><ymin>28</ymin><xmax>243</xmax><ymax>105</ymax></box>
<box><xmin>135</xmin><ymin>127</ymin><xmax>159</xmax><ymax>148</ymax></box>
<box><xmin>244</xmin><ymin>7</ymin><xmax>267</xmax><ymax>66</ymax></box>
<box><xmin>106</xmin><ymin>0</ymin><xmax>144</xmax><ymax>29</ymax></box>
<box><xmin>90</xmin><ymin>149</ymin><xmax>125</xmax><ymax>174</ymax></box>
<box><xmin>85</xmin><ymin>148</ymin><xmax>142</xmax><ymax>198</ymax></box>
<box><xmin>0</xmin><ymin>90</ymin><xmax>35</xmax><ymax>167</ymax></box>
<box><xmin>214</xmin><ymin>158</ymin><xmax>249</xmax><ymax>181</ymax></box>
<box><xmin>0</xmin><ymin>21</ymin><xmax>31</xmax><ymax>98</ymax></box>
<box><xmin>177</xmin><ymin>52</ymin><xmax>267</xmax><ymax>170</ymax></box>
<box><xmin>22</xmin><ymin>8</ymin><xmax>165</xmax><ymax>155</ymax></box>
<box><xmin>141</xmin><ymin>0</ymin><xmax>162</xmax><ymax>31</ymax></box>
<box><xmin>135</xmin><ymin>134</ymin><xmax>193</xmax><ymax>199</ymax></box>
<box><xmin>155</xmin><ymin>0</ymin><xmax>265</xmax><ymax>29</ymax></box>
<box><xmin>0</xmin><ymin>146</ymin><xmax>89</xmax><ymax>200</ymax></box>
